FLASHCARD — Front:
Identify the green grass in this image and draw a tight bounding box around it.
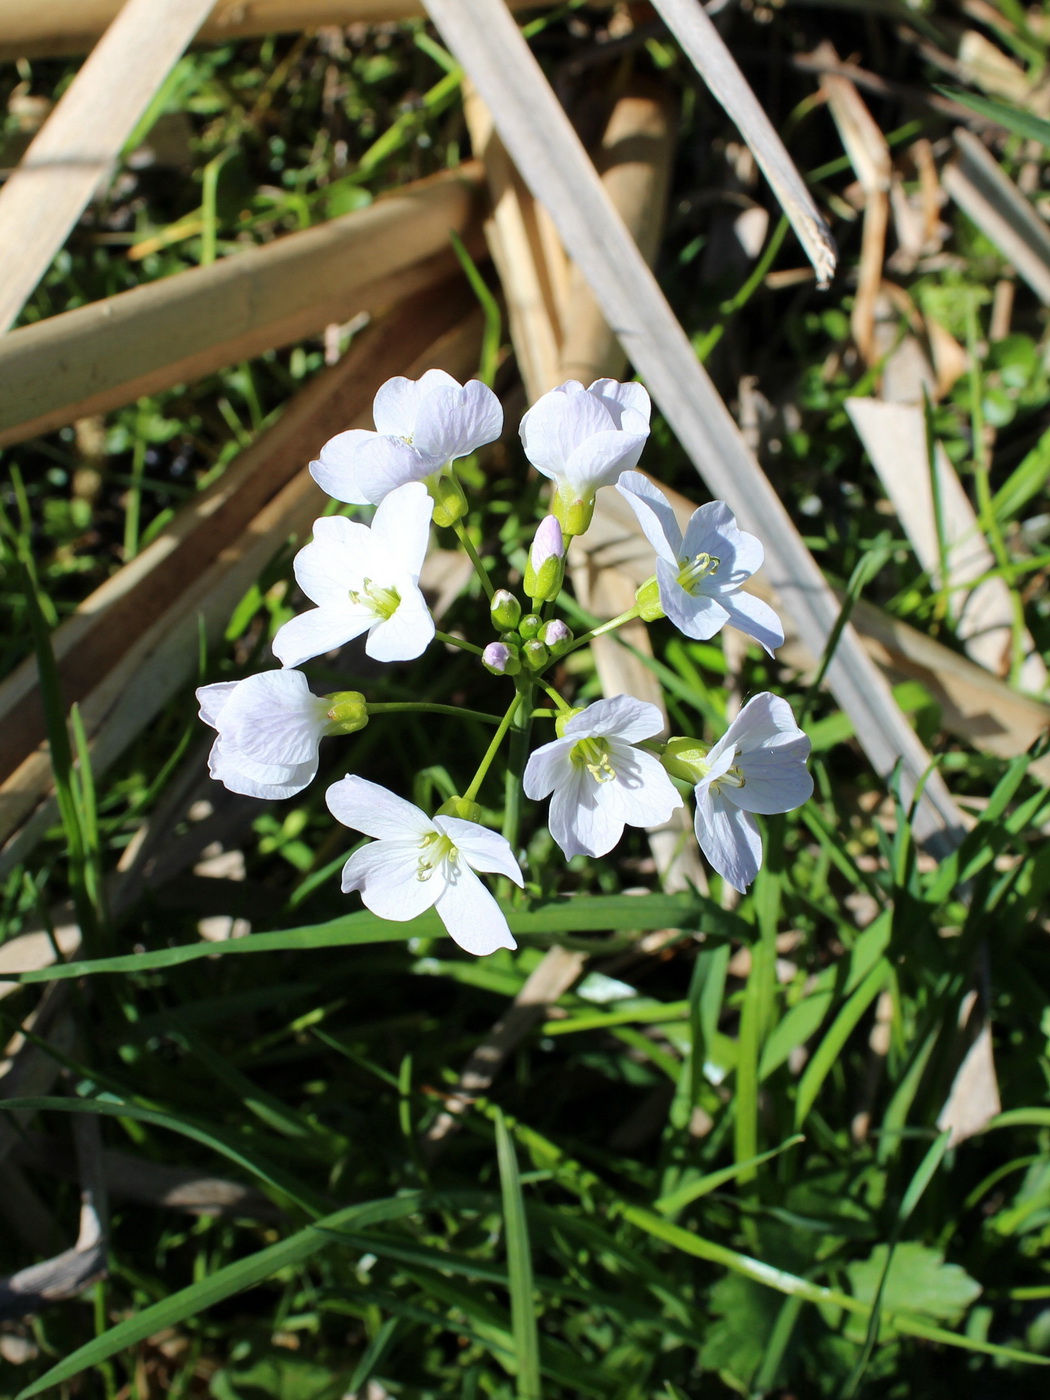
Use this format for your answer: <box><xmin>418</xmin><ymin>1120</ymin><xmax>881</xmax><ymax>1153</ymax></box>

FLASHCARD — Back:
<box><xmin>2</xmin><ymin>7</ymin><xmax>1050</xmax><ymax>1398</ymax></box>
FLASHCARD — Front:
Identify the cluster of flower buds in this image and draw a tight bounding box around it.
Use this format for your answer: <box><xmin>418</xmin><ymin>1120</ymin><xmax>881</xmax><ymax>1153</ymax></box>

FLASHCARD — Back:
<box><xmin>197</xmin><ymin>370</ymin><xmax>813</xmax><ymax>955</ymax></box>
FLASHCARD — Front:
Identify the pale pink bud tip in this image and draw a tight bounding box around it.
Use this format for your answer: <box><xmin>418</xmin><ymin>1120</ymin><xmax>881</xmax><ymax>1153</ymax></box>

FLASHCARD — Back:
<box><xmin>483</xmin><ymin>642</ymin><xmax>520</xmax><ymax>676</ymax></box>
<box><xmin>529</xmin><ymin>514</ymin><xmax>564</xmax><ymax>569</ymax></box>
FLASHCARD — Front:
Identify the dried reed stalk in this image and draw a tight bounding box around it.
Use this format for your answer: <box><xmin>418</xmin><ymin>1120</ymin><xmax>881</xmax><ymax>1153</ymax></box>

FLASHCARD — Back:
<box><xmin>0</xmin><ymin>0</ymin><xmax>217</xmax><ymax>334</ymax></box>
<box><xmin>0</xmin><ymin>166</ymin><xmax>486</xmax><ymax>446</ymax></box>
<box><xmin>421</xmin><ymin>0</ymin><xmax>966</xmax><ymax>857</ymax></box>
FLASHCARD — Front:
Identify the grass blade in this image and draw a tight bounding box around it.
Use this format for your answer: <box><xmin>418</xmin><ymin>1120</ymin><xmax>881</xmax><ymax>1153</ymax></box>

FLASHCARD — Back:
<box><xmin>495</xmin><ymin>1108</ymin><xmax>541</xmax><ymax>1400</ymax></box>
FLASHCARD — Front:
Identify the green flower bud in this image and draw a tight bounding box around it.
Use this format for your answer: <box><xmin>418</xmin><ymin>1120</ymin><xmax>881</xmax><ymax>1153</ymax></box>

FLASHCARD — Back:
<box><xmin>523</xmin><ymin>515</ymin><xmax>566</xmax><ymax>603</ymax></box>
<box><xmin>325</xmin><ymin>691</ymin><xmax>369</xmax><ymax>734</ymax></box>
<box><xmin>539</xmin><ymin>619</ymin><xmax>573</xmax><ymax>654</ymax></box>
<box><xmin>429</xmin><ymin>471</ymin><xmax>468</xmax><ymax>528</ymax></box>
<box><xmin>483</xmin><ymin>642</ymin><xmax>521</xmax><ymax>676</ymax></box>
<box><xmin>552</xmin><ymin>487</ymin><xmax>594</xmax><ymax>537</ymax></box>
<box><xmin>499</xmin><ymin>631</ymin><xmax>522</xmax><ymax>651</ymax></box>
<box><xmin>436</xmin><ymin>795</ymin><xmax>484</xmax><ymax>823</ymax></box>
<box><xmin>635</xmin><ymin>575</ymin><xmax>665</xmax><ymax>621</ymax></box>
<box><xmin>518</xmin><ymin>613</ymin><xmax>543</xmax><ymax>640</ymax></box>
<box><xmin>661</xmin><ymin>736</ymin><xmax>710</xmax><ymax>785</ymax></box>
<box><xmin>490</xmin><ymin>589</ymin><xmax>522</xmax><ymax>631</ymax></box>
<box><xmin>521</xmin><ymin>638</ymin><xmax>550</xmax><ymax>671</ymax></box>
<box><xmin>554</xmin><ymin>706</ymin><xmax>586</xmax><ymax>737</ymax></box>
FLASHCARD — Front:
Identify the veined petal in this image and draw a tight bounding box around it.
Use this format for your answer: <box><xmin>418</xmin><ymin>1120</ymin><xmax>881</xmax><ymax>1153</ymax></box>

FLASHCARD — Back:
<box><xmin>563</xmin><ymin>694</ymin><xmax>665</xmax><ymax>745</ymax></box>
<box><xmin>616</xmin><ymin>471</ymin><xmax>682</xmax><ymax>564</ymax></box>
<box><xmin>293</xmin><ymin>516</ymin><xmax>374</xmax><ymax>606</ymax></box>
<box><xmin>606</xmin><ymin>744</ymin><xmax>684</xmax><ymax>827</ymax></box>
<box><xmin>588</xmin><ymin>378</ymin><xmax>652</xmax><ymax>427</ymax></box>
<box><xmin>372</xmin><ymin>370</ymin><xmax>459</xmax><ymax>437</ymax></box>
<box><xmin>694</xmin><ymin>791</ymin><xmax>763</xmax><ymax>892</ymax></box>
<box><xmin>272</xmin><ymin>606</ymin><xmax>371</xmax><ymax>669</ymax></box>
<box><xmin>364</xmin><ymin>586</ymin><xmax>434</xmax><ymax>663</ymax></box>
<box><xmin>523</xmin><ymin>737</ymin><xmax>575</xmax><ymax>800</ymax></box>
<box><xmin>726</xmin><ymin>692</ymin><xmax>804</xmax><ymax>752</ymax></box>
<box><xmin>352</xmin><ymin>435</ymin><xmax>434</xmax><ymax>504</ymax></box>
<box><xmin>723</xmin><ymin>741</ymin><xmax>814</xmax><ymax>814</ymax></box>
<box><xmin>562</xmin><ymin>430</ymin><xmax>647</xmax><ymax>494</ymax></box>
<box><xmin>682</xmin><ymin>502</ymin><xmax>763</xmax><ymax>585</ymax></box>
<box><xmin>412</xmin><ymin>380</ymin><xmax>503</xmax><ymax>463</ymax></box>
<box><xmin>370</xmin><ymin>481</ymin><xmax>433</xmax><ymax>579</ymax></box>
<box><xmin>309</xmin><ymin>429</ymin><xmax>376</xmax><ymax>505</ymax></box>
<box><xmin>549</xmin><ymin>767</ymin><xmax>624</xmax><ymax>858</ymax></box>
<box><xmin>657</xmin><ymin>560</ymin><xmax>731</xmax><ymax>640</ymax></box>
<box><xmin>434</xmin><ymin>863</ymin><xmax>517</xmax><ymax>954</ymax></box>
<box><xmin>196</xmin><ymin>681</ymin><xmax>238</xmax><ymax>729</ymax></box>
<box><xmin>717</xmin><ymin>591</ymin><xmax>785</xmax><ymax>656</ymax></box>
<box><xmin>437</xmin><ymin>817</ymin><xmax>524</xmax><ymax>885</ymax></box>
<box><xmin>325</xmin><ymin>774</ymin><xmax>434</xmax><ymax>840</ymax></box>
<box><xmin>341</xmin><ymin>838</ymin><xmax>438</xmax><ymax>921</ymax></box>
<box><xmin>216</xmin><ymin>670</ymin><xmax>329</xmax><ymax>763</ymax></box>
<box><xmin>519</xmin><ymin>385</ymin><xmax>613</xmax><ymax>474</ymax></box>
<box><xmin>209</xmin><ymin>739</ymin><xmax>316</xmax><ymax>800</ymax></box>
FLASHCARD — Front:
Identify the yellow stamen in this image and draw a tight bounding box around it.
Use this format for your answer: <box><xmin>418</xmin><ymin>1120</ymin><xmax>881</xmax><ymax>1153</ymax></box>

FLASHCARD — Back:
<box><xmin>570</xmin><ymin>736</ymin><xmax>617</xmax><ymax>784</ymax></box>
<box><xmin>676</xmin><ymin>552</ymin><xmax>720</xmax><ymax>595</ymax></box>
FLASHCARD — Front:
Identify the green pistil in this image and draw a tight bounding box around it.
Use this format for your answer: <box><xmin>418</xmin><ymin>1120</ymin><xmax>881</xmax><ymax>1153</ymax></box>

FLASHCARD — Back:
<box><xmin>570</xmin><ymin>736</ymin><xmax>617</xmax><ymax>784</ymax></box>
<box><xmin>676</xmin><ymin>552</ymin><xmax>720</xmax><ymax>595</ymax></box>
<box><xmin>349</xmin><ymin>578</ymin><xmax>401</xmax><ymax>619</ymax></box>
<box><xmin>416</xmin><ymin>831</ymin><xmax>456</xmax><ymax>882</ymax></box>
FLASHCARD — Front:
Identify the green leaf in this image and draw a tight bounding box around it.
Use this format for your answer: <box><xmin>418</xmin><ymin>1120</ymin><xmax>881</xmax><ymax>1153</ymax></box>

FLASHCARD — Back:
<box><xmin>846</xmin><ymin>1242</ymin><xmax>982</xmax><ymax>1335</ymax></box>
<box><xmin>496</xmin><ymin>1108</ymin><xmax>542</xmax><ymax>1400</ymax></box>
<box><xmin>936</xmin><ymin>87</ymin><xmax>1050</xmax><ymax>148</ymax></box>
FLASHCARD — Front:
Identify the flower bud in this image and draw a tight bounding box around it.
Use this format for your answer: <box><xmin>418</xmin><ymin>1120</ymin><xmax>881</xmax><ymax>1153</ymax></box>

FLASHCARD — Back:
<box><xmin>518</xmin><ymin>613</ymin><xmax>543</xmax><ymax>640</ymax></box>
<box><xmin>436</xmin><ymin>795</ymin><xmax>484</xmax><ymax>823</ymax></box>
<box><xmin>523</xmin><ymin>515</ymin><xmax>566</xmax><ymax>602</ymax></box>
<box><xmin>499</xmin><ymin>631</ymin><xmax>522</xmax><ymax>651</ymax></box>
<box><xmin>429</xmin><ymin>471</ymin><xmax>468</xmax><ymax>528</ymax></box>
<box><xmin>483</xmin><ymin>641</ymin><xmax>521</xmax><ymax>676</ymax></box>
<box><xmin>660</xmin><ymin>736</ymin><xmax>710</xmax><ymax>785</ymax></box>
<box><xmin>521</xmin><ymin>638</ymin><xmax>550</xmax><ymax>671</ymax></box>
<box><xmin>490</xmin><ymin>589</ymin><xmax>522</xmax><ymax>631</ymax></box>
<box><xmin>539</xmin><ymin>619</ymin><xmax>572</xmax><ymax>654</ymax></box>
<box><xmin>554</xmin><ymin>706</ymin><xmax>586</xmax><ymax>737</ymax></box>
<box><xmin>325</xmin><ymin>690</ymin><xmax>370</xmax><ymax>734</ymax></box>
<box><xmin>635</xmin><ymin>575</ymin><xmax>665</xmax><ymax>621</ymax></box>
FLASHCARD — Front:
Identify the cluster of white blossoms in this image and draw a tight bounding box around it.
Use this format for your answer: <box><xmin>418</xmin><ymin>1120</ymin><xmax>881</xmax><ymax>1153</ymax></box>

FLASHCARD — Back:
<box><xmin>197</xmin><ymin>370</ymin><xmax>813</xmax><ymax>955</ymax></box>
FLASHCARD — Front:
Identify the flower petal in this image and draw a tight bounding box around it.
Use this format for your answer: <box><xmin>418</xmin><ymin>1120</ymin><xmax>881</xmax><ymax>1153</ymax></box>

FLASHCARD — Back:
<box><xmin>724</xmin><ymin>741</ymin><xmax>814</xmax><ymax>815</ymax></box>
<box><xmin>694</xmin><ymin>790</ymin><xmax>763</xmax><ymax>892</ymax></box>
<box><xmin>682</xmin><ymin>502</ymin><xmax>764</xmax><ymax>585</ymax></box>
<box><xmin>370</xmin><ymin>481</ymin><xmax>433</xmax><ymax>578</ymax></box>
<box><xmin>325</xmin><ymin>774</ymin><xmax>434</xmax><ymax>840</ymax></box>
<box><xmin>519</xmin><ymin>383</ymin><xmax>613</xmax><ymax>475</ymax></box>
<box><xmin>725</xmin><ymin>693</ymin><xmax>804</xmax><ymax>753</ymax></box>
<box><xmin>563</xmin><ymin>694</ymin><xmax>665</xmax><ymax>745</ymax></box>
<box><xmin>196</xmin><ymin>681</ymin><xmax>238</xmax><ymax>729</ymax></box>
<box><xmin>434</xmin><ymin>862</ymin><xmax>517</xmax><ymax>954</ymax></box>
<box><xmin>588</xmin><ymin>378</ymin><xmax>652</xmax><ymax>427</ymax></box>
<box><xmin>272</xmin><ymin>606</ymin><xmax>371</xmax><ymax>669</ymax></box>
<box><xmin>352</xmin><ymin>435</ymin><xmax>433</xmax><ymax>503</ymax></box>
<box><xmin>657</xmin><ymin>559</ymin><xmax>731</xmax><ymax>641</ymax></box>
<box><xmin>209</xmin><ymin>738</ymin><xmax>316</xmax><ymax>800</ymax></box>
<box><xmin>412</xmin><ymin>380</ymin><xmax>503</xmax><ymax>463</ymax></box>
<box><xmin>364</xmin><ymin>585</ymin><xmax>434</xmax><ymax>663</ymax></box>
<box><xmin>293</xmin><ymin>515</ymin><xmax>374</xmax><ymax>606</ymax></box>
<box><xmin>562</xmin><ymin>430</ymin><xmax>648</xmax><ymax>495</ymax></box>
<box><xmin>309</xmin><ymin>429</ymin><xmax>376</xmax><ymax>505</ymax></box>
<box><xmin>215</xmin><ymin>670</ymin><xmax>329</xmax><ymax>763</ymax></box>
<box><xmin>373</xmin><ymin>372</ymin><xmax>450</xmax><ymax>437</ymax></box>
<box><xmin>717</xmin><ymin>590</ymin><xmax>785</xmax><ymax>656</ymax></box>
<box><xmin>437</xmin><ymin>817</ymin><xmax>524</xmax><ymax>885</ymax></box>
<box><xmin>522</xmin><ymin>737</ymin><xmax>574</xmax><ymax>800</ymax></box>
<box><xmin>549</xmin><ymin>767</ymin><xmax>624</xmax><ymax>858</ymax></box>
<box><xmin>341</xmin><ymin>838</ymin><xmax>438</xmax><ymax>920</ymax></box>
<box><xmin>616</xmin><ymin>471</ymin><xmax>682</xmax><ymax>564</ymax></box>
<box><xmin>606</xmin><ymin>744</ymin><xmax>684</xmax><ymax>827</ymax></box>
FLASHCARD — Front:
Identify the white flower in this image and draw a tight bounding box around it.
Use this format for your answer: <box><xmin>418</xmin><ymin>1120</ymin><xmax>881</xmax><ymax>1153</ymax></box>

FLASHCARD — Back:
<box><xmin>197</xmin><ymin>670</ymin><xmax>334</xmax><ymax>799</ymax></box>
<box><xmin>671</xmin><ymin>693</ymin><xmax>813</xmax><ymax>892</ymax></box>
<box><xmin>520</xmin><ymin>379</ymin><xmax>651</xmax><ymax>533</ymax></box>
<box><xmin>325</xmin><ymin>776</ymin><xmax>524</xmax><ymax>956</ymax></box>
<box><xmin>272</xmin><ymin>482</ymin><xmax>435</xmax><ymax>668</ymax></box>
<box><xmin>310</xmin><ymin>369</ymin><xmax>503</xmax><ymax>507</ymax></box>
<box><xmin>617</xmin><ymin>472</ymin><xmax>784</xmax><ymax>655</ymax></box>
<box><xmin>523</xmin><ymin>695</ymin><xmax>683</xmax><ymax>859</ymax></box>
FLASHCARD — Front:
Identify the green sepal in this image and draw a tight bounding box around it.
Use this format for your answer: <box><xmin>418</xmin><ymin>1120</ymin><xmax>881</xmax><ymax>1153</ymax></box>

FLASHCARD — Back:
<box><xmin>436</xmin><ymin>795</ymin><xmax>484</xmax><ymax>823</ymax></box>
<box><xmin>325</xmin><ymin>691</ymin><xmax>369</xmax><ymax>734</ymax></box>
<box><xmin>635</xmin><ymin>575</ymin><xmax>665</xmax><ymax>621</ymax></box>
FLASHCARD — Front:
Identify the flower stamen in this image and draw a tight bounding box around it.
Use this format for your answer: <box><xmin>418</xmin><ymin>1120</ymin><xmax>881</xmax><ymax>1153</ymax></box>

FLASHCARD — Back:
<box><xmin>349</xmin><ymin>578</ymin><xmax>401</xmax><ymax>620</ymax></box>
<box><xmin>417</xmin><ymin>831</ymin><xmax>456</xmax><ymax>882</ymax></box>
<box><xmin>571</xmin><ymin>736</ymin><xmax>617</xmax><ymax>783</ymax></box>
<box><xmin>676</xmin><ymin>552</ymin><xmax>720</xmax><ymax>595</ymax></box>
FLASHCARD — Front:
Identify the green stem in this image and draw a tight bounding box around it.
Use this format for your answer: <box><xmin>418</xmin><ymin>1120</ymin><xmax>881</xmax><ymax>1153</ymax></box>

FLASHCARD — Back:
<box><xmin>463</xmin><ymin>691</ymin><xmax>523</xmax><ymax>803</ymax></box>
<box><xmin>452</xmin><ymin>518</ymin><xmax>495</xmax><ymax>601</ymax></box>
<box><xmin>533</xmin><ymin>674</ymin><xmax>573</xmax><ymax>712</ymax></box>
<box><xmin>433</xmin><ymin>629</ymin><xmax>485</xmax><ymax>657</ymax></box>
<box><xmin>501</xmin><ymin>675</ymin><xmax>535</xmax><ymax>878</ymax></box>
<box><xmin>556</xmin><ymin>605</ymin><xmax>643</xmax><ymax>660</ymax></box>
<box><xmin>365</xmin><ymin>702</ymin><xmax>501</xmax><ymax>724</ymax></box>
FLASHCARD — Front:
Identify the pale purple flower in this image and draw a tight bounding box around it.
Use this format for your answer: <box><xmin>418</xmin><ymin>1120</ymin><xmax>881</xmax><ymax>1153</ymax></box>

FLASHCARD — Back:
<box><xmin>616</xmin><ymin>471</ymin><xmax>784</xmax><ymax>655</ymax></box>
<box><xmin>483</xmin><ymin>641</ymin><xmax>519</xmax><ymax>676</ymax></box>
<box><xmin>520</xmin><ymin>379</ymin><xmax>651</xmax><ymax>532</ymax></box>
<box><xmin>683</xmin><ymin>694</ymin><xmax>813</xmax><ymax>892</ymax></box>
<box><xmin>326</xmin><ymin>776</ymin><xmax>523</xmax><ymax>955</ymax></box>
<box><xmin>272</xmin><ymin>482</ymin><xmax>434</xmax><ymax>668</ymax></box>
<box><xmin>311</xmin><ymin>369</ymin><xmax>503</xmax><ymax>507</ymax></box>
<box><xmin>523</xmin><ymin>695</ymin><xmax>682</xmax><ymax>859</ymax></box>
<box><xmin>197</xmin><ymin>670</ymin><xmax>334</xmax><ymax>800</ymax></box>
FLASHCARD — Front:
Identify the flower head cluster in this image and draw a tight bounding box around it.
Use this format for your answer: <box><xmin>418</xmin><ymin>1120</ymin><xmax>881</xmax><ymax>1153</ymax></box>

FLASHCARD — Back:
<box><xmin>197</xmin><ymin>369</ymin><xmax>813</xmax><ymax>955</ymax></box>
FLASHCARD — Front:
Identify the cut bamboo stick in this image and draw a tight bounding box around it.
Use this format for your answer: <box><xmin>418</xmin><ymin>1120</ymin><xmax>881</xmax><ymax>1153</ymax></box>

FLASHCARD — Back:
<box><xmin>0</xmin><ymin>282</ymin><xmax>483</xmax><ymax>870</ymax></box>
<box><xmin>0</xmin><ymin>166</ymin><xmax>485</xmax><ymax>446</ymax></box>
<box><xmin>422</xmin><ymin>0</ymin><xmax>966</xmax><ymax>857</ymax></box>
<box><xmin>0</xmin><ymin>0</ymin><xmax>218</xmax><ymax>334</ymax></box>
<box><xmin>0</xmin><ymin>0</ymin><xmax>545</xmax><ymax>60</ymax></box>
